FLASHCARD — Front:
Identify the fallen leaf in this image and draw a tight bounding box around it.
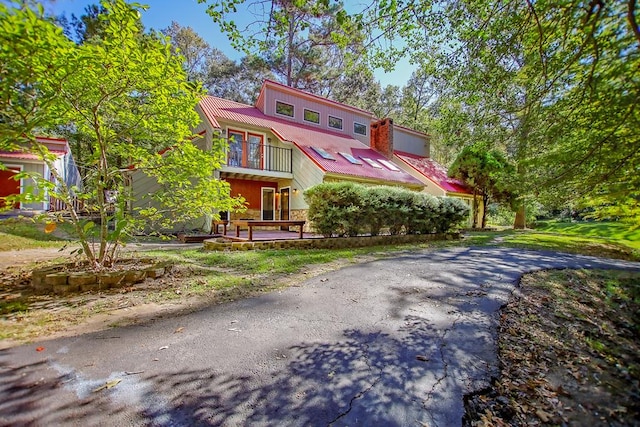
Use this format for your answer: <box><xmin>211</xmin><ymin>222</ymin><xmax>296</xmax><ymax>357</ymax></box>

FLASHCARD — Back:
<box><xmin>92</xmin><ymin>378</ymin><xmax>122</xmax><ymax>393</ymax></box>
<box><xmin>536</xmin><ymin>408</ymin><xmax>552</xmax><ymax>422</ymax></box>
<box><xmin>44</xmin><ymin>222</ymin><xmax>57</xmax><ymax>234</ymax></box>
<box><xmin>174</xmin><ymin>327</ymin><xmax>184</xmax><ymax>333</ymax></box>
<box><xmin>36</xmin><ymin>346</ymin><xmax>45</xmax><ymax>352</ymax></box>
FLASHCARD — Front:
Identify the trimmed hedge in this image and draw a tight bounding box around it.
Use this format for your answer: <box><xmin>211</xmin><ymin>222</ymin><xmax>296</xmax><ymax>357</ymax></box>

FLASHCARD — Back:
<box><xmin>304</xmin><ymin>182</ymin><xmax>470</xmax><ymax>237</ymax></box>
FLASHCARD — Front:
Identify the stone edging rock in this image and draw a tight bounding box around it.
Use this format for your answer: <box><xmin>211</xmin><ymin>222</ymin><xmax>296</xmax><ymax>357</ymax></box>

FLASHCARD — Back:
<box><xmin>202</xmin><ymin>232</ymin><xmax>460</xmax><ymax>251</ymax></box>
<box><xmin>31</xmin><ymin>258</ymin><xmax>172</xmax><ymax>295</ymax></box>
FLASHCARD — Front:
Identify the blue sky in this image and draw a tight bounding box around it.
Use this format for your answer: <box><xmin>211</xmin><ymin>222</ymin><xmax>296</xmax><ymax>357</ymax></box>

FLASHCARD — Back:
<box><xmin>44</xmin><ymin>0</ymin><xmax>414</xmax><ymax>88</ymax></box>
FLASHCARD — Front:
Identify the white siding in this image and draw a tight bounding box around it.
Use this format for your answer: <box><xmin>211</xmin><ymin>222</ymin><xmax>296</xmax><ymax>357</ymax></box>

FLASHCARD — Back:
<box><xmin>20</xmin><ymin>161</ymin><xmax>46</xmax><ymax>210</ymax></box>
<box><xmin>393</xmin><ymin>128</ymin><xmax>430</xmax><ymax>157</ymax></box>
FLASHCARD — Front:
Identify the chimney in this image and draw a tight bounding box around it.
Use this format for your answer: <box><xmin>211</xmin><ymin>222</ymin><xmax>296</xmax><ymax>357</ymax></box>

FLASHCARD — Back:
<box><xmin>370</xmin><ymin>118</ymin><xmax>394</xmax><ymax>159</ymax></box>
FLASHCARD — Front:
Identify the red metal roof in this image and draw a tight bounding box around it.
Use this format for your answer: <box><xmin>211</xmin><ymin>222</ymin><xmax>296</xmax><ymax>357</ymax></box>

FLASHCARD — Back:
<box><xmin>395</xmin><ymin>150</ymin><xmax>472</xmax><ymax>195</ymax></box>
<box><xmin>0</xmin><ymin>150</ymin><xmax>66</xmax><ymax>161</ymax></box>
<box><xmin>0</xmin><ymin>137</ymin><xmax>69</xmax><ymax>161</ymax></box>
<box><xmin>199</xmin><ymin>96</ymin><xmax>422</xmax><ymax>186</ymax></box>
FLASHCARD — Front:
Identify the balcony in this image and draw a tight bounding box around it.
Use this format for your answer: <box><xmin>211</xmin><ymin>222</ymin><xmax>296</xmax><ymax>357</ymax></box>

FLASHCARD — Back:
<box><xmin>226</xmin><ymin>139</ymin><xmax>292</xmax><ymax>174</ymax></box>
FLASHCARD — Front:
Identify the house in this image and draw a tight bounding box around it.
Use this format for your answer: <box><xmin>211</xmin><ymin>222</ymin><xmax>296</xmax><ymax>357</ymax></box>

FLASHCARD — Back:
<box><xmin>0</xmin><ymin>137</ymin><xmax>81</xmax><ymax>213</ymax></box>
<box><xmin>192</xmin><ymin>80</ymin><xmax>423</xmax><ymax>229</ymax></box>
<box><xmin>132</xmin><ymin>79</ymin><xmax>476</xmax><ymax>232</ymax></box>
<box><xmin>368</xmin><ymin>121</ymin><xmax>479</xmax><ymax>226</ymax></box>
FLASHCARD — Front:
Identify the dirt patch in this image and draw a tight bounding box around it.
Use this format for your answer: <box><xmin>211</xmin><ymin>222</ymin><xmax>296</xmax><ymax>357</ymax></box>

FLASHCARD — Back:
<box><xmin>463</xmin><ymin>269</ymin><xmax>640</xmax><ymax>426</ymax></box>
<box><xmin>0</xmin><ymin>253</ymin><xmax>365</xmax><ymax>349</ymax></box>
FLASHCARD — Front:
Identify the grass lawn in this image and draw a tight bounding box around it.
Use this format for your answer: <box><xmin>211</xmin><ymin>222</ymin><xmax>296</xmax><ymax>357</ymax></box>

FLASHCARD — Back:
<box><xmin>465</xmin><ymin>220</ymin><xmax>640</xmax><ymax>262</ymax></box>
<box><xmin>0</xmin><ymin>218</ymin><xmax>72</xmax><ymax>251</ymax></box>
<box><xmin>535</xmin><ymin>220</ymin><xmax>640</xmax><ymax>249</ymax></box>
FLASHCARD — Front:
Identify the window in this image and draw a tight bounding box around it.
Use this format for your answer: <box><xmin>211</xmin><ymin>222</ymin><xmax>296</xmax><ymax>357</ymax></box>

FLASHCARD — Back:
<box><xmin>247</xmin><ymin>133</ymin><xmax>263</xmax><ymax>169</ymax></box>
<box><xmin>328</xmin><ymin>115</ymin><xmax>343</xmax><ymax>130</ymax></box>
<box><xmin>304</xmin><ymin>109</ymin><xmax>320</xmax><ymax>124</ymax></box>
<box><xmin>227</xmin><ymin>130</ymin><xmax>244</xmax><ymax>167</ymax></box>
<box><xmin>311</xmin><ymin>146</ymin><xmax>336</xmax><ymax>160</ymax></box>
<box><xmin>354</xmin><ymin>122</ymin><xmax>367</xmax><ymax>135</ymax></box>
<box><xmin>276</xmin><ymin>101</ymin><xmax>294</xmax><ymax>117</ymax></box>
<box><xmin>339</xmin><ymin>152</ymin><xmax>363</xmax><ymax>165</ymax></box>
<box><xmin>361</xmin><ymin>157</ymin><xmax>383</xmax><ymax>168</ymax></box>
<box><xmin>378</xmin><ymin>159</ymin><xmax>400</xmax><ymax>171</ymax></box>
<box><xmin>262</xmin><ymin>188</ymin><xmax>275</xmax><ymax>220</ymax></box>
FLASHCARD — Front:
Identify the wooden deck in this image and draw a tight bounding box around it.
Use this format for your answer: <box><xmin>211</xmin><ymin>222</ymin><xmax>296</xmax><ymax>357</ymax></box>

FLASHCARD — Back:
<box><xmin>222</xmin><ymin>229</ymin><xmax>321</xmax><ymax>242</ymax></box>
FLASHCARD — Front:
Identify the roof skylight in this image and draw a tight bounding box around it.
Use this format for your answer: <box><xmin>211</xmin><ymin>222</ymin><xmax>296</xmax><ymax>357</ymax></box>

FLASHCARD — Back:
<box><xmin>339</xmin><ymin>152</ymin><xmax>363</xmax><ymax>165</ymax></box>
<box><xmin>312</xmin><ymin>146</ymin><xmax>336</xmax><ymax>160</ymax></box>
<box><xmin>361</xmin><ymin>157</ymin><xmax>383</xmax><ymax>168</ymax></box>
<box><xmin>379</xmin><ymin>159</ymin><xmax>400</xmax><ymax>171</ymax></box>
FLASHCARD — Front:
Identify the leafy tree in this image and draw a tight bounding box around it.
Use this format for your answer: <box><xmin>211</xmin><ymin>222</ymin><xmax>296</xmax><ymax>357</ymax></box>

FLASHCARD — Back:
<box><xmin>198</xmin><ymin>0</ymin><xmax>369</xmax><ymax>95</ymax></box>
<box><xmin>162</xmin><ymin>21</ymin><xmax>212</xmax><ymax>83</ymax></box>
<box><xmin>338</xmin><ymin>0</ymin><xmax>640</xmax><ymax>225</ymax></box>
<box><xmin>0</xmin><ymin>0</ymin><xmax>242</xmax><ymax>269</ymax></box>
<box><xmin>449</xmin><ymin>144</ymin><xmax>516</xmax><ymax>228</ymax></box>
<box><xmin>57</xmin><ymin>3</ymin><xmax>109</xmax><ymax>44</ymax></box>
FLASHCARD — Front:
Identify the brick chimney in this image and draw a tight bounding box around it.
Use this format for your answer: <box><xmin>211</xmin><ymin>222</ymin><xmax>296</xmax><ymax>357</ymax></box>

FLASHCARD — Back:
<box><xmin>370</xmin><ymin>118</ymin><xmax>394</xmax><ymax>159</ymax></box>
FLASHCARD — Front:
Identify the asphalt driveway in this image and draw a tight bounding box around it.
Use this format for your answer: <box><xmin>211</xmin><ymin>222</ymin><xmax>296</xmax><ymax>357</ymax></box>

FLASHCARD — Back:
<box><xmin>2</xmin><ymin>246</ymin><xmax>639</xmax><ymax>426</ymax></box>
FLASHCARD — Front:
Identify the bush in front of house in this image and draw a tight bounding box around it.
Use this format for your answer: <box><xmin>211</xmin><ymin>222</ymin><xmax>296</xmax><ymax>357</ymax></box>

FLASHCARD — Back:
<box><xmin>304</xmin><ymin>182</ymin><xmax>470</xmax><ymax>237</ymax></box>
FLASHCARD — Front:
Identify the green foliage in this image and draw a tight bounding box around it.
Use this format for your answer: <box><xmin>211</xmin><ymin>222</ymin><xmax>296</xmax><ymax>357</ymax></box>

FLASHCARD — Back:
<box><xmin>341</xmin><ymin>0</ymin><xmax>640</xmax><ymax>224</ymax></box>
<box><xmin>304</xmin><ymin>182</ymin><xmax>469</xmax><ymax>237</ymax></box>
<box><xmin>449</xmin><ymin>143</ymin><xmax>516</xmax><ymax>228</ymax></box>
<box><xmin>0</xmin><ymin>0</ymin><xmax>240</xmax><ymax>268</ymax></box>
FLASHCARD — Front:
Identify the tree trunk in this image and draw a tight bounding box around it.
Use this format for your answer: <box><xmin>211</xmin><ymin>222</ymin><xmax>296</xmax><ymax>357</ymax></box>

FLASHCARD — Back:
<box><xmin>481</xmin><ymin>193</ymin><xmax>488</xmax><ymax>229</ymax></box>
<box><xmin>514</xmin><ymin>202</ymin><xmax>526</xmax><ymax>229</ymax></box>
<box><xmin>472</xmin><ymin>188</ymin><xmax>478</xmax><ymax>228</ymax></box>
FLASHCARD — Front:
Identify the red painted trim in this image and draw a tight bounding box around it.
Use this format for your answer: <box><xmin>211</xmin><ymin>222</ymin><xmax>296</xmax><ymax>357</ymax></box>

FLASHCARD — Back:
<box><xmin>247</xmin><ymin>132</ymin><xmax>264</xmax><ymax>169</ymax></box>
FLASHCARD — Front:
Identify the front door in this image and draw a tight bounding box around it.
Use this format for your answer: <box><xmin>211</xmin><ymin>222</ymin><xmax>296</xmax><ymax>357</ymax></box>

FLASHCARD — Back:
<box><xmin>261</xmin><ymin>187</ymin><xmax>275</xmax><ymax>220</ymax></box>
<box><xmin>279</xmin><ymin>187</ymin><xmax>290</xmax><ymax>230</ymax></box>
<box><xmin>280</xmin><ymin>188</ymin><xmax>290</xmax><ymax>220</ymax></box>
<box><xmin>0</xmin><ymin>166</ymin><xmax>21</xmax><ymax>209</ymax></box>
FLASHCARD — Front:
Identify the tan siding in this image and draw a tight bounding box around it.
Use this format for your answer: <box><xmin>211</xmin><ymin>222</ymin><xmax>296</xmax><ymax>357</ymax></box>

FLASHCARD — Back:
<box><xmin>290</xmin><ymin>149</ymin><xmax>324</xmax><ymax>210</ymax></box>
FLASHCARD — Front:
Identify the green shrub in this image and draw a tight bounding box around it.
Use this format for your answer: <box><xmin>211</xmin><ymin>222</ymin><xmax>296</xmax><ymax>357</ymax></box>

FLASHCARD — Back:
<box><xmin>305</xmin><ymin>183</ymin><xmax>470</xmax><ymax>237</ymax></box>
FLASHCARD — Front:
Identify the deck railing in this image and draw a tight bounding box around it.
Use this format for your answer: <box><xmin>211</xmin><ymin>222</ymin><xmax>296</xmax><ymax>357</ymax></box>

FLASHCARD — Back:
<box><xmin>227</xmin><ymin>140</ymin><xmax>292</xmax><ymax>173</ymax></box>
<box><xmin>48</xmin><ymin>197</ymin><xmax>84</xmax><ymax>213</ymax></box>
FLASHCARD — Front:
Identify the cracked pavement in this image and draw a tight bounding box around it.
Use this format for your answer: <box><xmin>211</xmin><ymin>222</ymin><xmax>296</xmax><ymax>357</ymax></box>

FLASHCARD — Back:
<box><xmin>2</xmin><ymin>246</ymin><xmax>639</xmax><ymax>426</ymax></box>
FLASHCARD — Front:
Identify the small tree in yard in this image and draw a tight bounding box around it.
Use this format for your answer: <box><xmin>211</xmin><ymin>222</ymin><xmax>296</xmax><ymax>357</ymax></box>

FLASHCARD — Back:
<box><xmin>0</xmin><ymin>0</ymin><xmax>242</xmax><ymax>269</ymax></box>
<box><xmin>448</xmin><ymin>144</ymin><xmax>515</xmax><ymax>229</ymax></box>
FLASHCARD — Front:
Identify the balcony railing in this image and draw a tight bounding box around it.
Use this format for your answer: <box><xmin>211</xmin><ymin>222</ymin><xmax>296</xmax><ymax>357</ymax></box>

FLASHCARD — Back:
<box><xmin>226</xmin><ymin>140</ymin><xmax>292</xmax><ymax>174</ymax></box>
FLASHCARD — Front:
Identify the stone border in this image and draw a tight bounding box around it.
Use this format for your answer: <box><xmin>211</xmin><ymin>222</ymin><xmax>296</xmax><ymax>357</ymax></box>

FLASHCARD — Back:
<box><xmin>31</xmin><ymin>258</ymin><xmax>172</xmax><ymax>295</ymax></box>
<box><xmin>203</xmin><ymin>233</ymin><xmax>460</xmax><ymax>251</ymax></box>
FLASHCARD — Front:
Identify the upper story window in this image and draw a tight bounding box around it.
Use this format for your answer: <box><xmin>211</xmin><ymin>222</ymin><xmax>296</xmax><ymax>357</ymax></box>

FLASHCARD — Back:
<box><xmin>276</xmin><ymin>101</ymin><xmax>294</xmax><ymax>117</ymax></box>
<box><xmin>303</xmin><ymin>109</ymin><xmax>320</xmax><ymax>124</ymax></box>
<box><xmin>328</xmin><ymin>115</ymin><xmax>343</xmax><ymax>130</ymax></box>
<box><xmin>354</xmin><ymin>122</ymin><xmax>367</xmax><ymax>135</ymax></box>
